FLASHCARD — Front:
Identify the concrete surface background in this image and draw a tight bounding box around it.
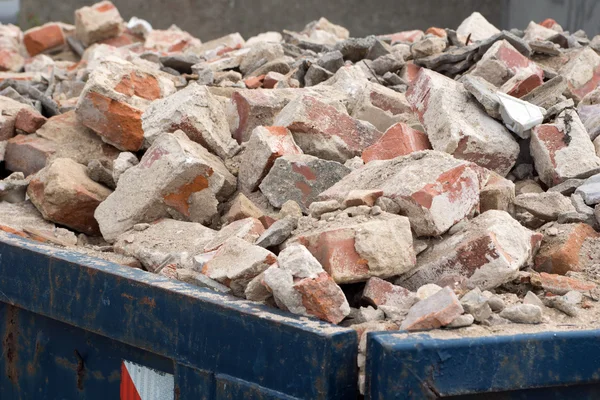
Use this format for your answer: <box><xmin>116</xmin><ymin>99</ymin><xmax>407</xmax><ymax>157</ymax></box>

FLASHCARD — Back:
<box><xmin>7</xmin><ymin>0</ymin><xmax>600</xmax><ymax>40</ymax></box>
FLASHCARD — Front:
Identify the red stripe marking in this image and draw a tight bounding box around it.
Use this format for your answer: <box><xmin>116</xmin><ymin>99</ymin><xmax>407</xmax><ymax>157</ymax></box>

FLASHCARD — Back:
<box><xmin>120</xmin><ymin>362</ymin><xmax>142</xmax><ymax>400</ymax></box>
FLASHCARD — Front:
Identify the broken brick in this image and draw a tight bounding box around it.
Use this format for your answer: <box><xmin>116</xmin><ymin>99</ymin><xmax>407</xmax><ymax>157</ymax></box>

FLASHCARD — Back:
<box><xmin>14</xmin><ymin>107</ymin><xmax>47</xmax><ymax>134</ymax></box>
<box><xmin>321</xmin><ymin>151</ymin><xmax>484</xmax><ymax>236</ymax></box>
<box><xmin>362</xmin><ymin>277</ymin><xmax>418</xmax><ymax>309</ymax></box>
<box><xmin>76</xmin><ymin>59</ymin><xmax>176</xmax><ymax>151</ymax></box>
<box><xmin>238</xmin><ymin>125</ymin><xmax>303</xmax><ymax>193</ymax></box>
<box><xmin>535</xmin><ymin>223</ymin><xmax>600</xmax><ymax>275</ymax></box>
<box><xmin>274</xmin><ymin>94</ymin><xmax>383</xmax><ymax>163</ymax></box>
<box><xmin>400</xmin><ymin>287</ymin><xmax>464</xmax><ymax>331</ymax></box>
<box><xmin>75</xmin><ymin>1</ymin><xmax>123</xmax><ymax>46</ymax></box>
<box><xmin>23</xmin><ymin>23</ymin><xmax>66</xmax><ymax>56</ymax></box>
<box><xmin>95</xmin><ymin>131</ymin><xmax>235</xmax><ymax>241</ymax></box>
<box><xmin>286</xmin><ymin>213</ymin><xmax>415</xmax><ymax>284</ymax></box>
<box><xmin>28</xmin><ymin>158</ymin><xmax>112</xmax><ymax>235</ymax></box>
<box><xmin>407</xmin><ymin>68</ymin><xmax>519</xmax><ymax>175</ymax></box>
<box><xmin>361</xmin><ymin>122</ymin><xmax>430</xmax><ymax>163</ymax></box>
<box><xmin>399</xmin><ymin>210</ymin><xmax>543</xmax><ymax>291</ymax></box>
<box><xmin>531</xmin><ymin>109</ymin><xmax>600</xmax><ymax>187</ymax></box>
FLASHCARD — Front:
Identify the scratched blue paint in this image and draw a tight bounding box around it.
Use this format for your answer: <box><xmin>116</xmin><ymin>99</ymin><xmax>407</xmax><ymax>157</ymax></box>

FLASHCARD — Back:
<box><xmin>366</xmin><ymin>330</ymin><xmax>600</xmax><ymax>399</ymax></box>
<box><xmin>0</xmin><ymin>233</ymin><xmax>358</xmax><ymax>399</ymax></box>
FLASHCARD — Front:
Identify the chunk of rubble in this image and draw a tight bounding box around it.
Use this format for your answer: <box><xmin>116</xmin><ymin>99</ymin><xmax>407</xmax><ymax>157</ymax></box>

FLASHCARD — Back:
<box><xmin>23</xmin><ymin>23</ymin><xmax>68</xmax><ymax>57</ymax></box>
<box><xmin>75</xmin><ymin>1</ymin><xmax>123</xmax><ymax>46</ymax></box>
<box><xmin>500</xmin><ymin>304</ymin><xmax>542</xmax><ymax>324</ymax></box>
<box><xmin>286</xmin><ymin>212</ymin><xmax>415</xmax><ymax>283</ymax></box>
<box><xmin>114</xmin><ymin>219</ymin><xmax>216</xmax><ymax>272</ymax></box>
<box><xmin>350</xmin><ymin>82</ymin><xmax>414</xmax><ymax>132</ymax></box>
<box><xmin>112</xmin><ymin>152</ymin><xmax>138</xmax><ymax>185</ymax></box>
<box><xmin>274</xmin><ymin>94</ymin><xmax>382</xmax><ymax>162</ymax></box>
<box><xmin>523</xmin><ymin>21</ymin><xmax>560</xmax><ymax>42</ymax></box>
<box><xmin>416</xmin><ymin>284</ymin><xmax>443</xmax><ymax>300</ymax></box>
<box><xmin>575</xmin><ymin>174</ymin><xmax>600</xmax><ymax>205</ymax></box>
<box><xmin>400</xmin><ymin>287</ymin><xmax>464</xmax><ymax>331</ymax></box>
<box><xmin>407</xmin><ymin>68</ymin><xmax>519</xmax><ymax>175</ymax></box>
<box><xmin>559</xmin><ymin>47</ymin><xmax>600</xmax><ymax>101</ymax></box>
<box><xmin>470</xmin><ymin>40</ymin><xmax>544</xmax><ymax>98</ymax></box>
<box><xmin>399</xmin><ymin>210</ymin><xmax>542</xmax><ymax>291</ymax></box>
<box><xmin>28</xmin><ymin>158</ymin><xmax>112</xmax><ymax>235</ymax></box>
<box><xmin>238</xmin><ymin>126</ymin><xmax>303</xmax><ymax>193</ymax></box>
<box><xmin>201</xmin><ymin>236</ymin><xmax>277</xmax><ymax>297</ymax></box>
<box><xmin>76</xmin><ymin>59</ymin><xmax>177</xmax><ymax>151</ymax></box>
<box><xmin>361</xmin><ymin>123</ymin><xmax>430</xmax><ymax>163</ymax></box>
<box><xmin>203</xmin><ymin>217</ymin><xmax>265</xmax><ymax>252</ymax></box>
<box><xmin>0</xmin><ymin>96</ymin><xmax>36</xmax><ymax>141</ymax></box>
<box><xmin>5</xmin><ymin>111</ymin><xmax>120</xmax><ymax>177</ymax></box>
<box><xmin>532</xmin><ymin>272</ymin><xmax>596</xmax><ymax>295</ymax></box>
<box><xmin>259</xmin><ymin>154</ymin><xmax>350</xmax><ymax>213</ymax></box>
<box><xmin>0</xmin><ymin>201</ymin><xmax>74</xmax><ymax>244</ymax></box>
<box><xmin>223</xmin><ymin>193</ymin><xmax>265</xmax><ymax>224</ymax></box>
<box><xmin>95</xmin><ymin>131</ymin><xmax>236</xmax><ymax>241</ymax></box>
<box><xmin>362</xmin><ymin>277</ymin><xmax>419</xmax><ymax>309</ymax></box>
<box><xmin>142</xmin><ymin>83</ymin><xmax>240</xmax><ymax>159</ymax></box>
<box><xmin>531</xmin><ymin>109</ymin><xmax>600</xmax><ymax>187</ymax></box>
<box><xmin>514</xmin><ymin>192</ymin><xmax>576</xmax><ymax>221</ymax></box>
<box><xmin>460</xmin><ymin>288</ymin><xmax>492</xmax><ymax>322</ymax></box>
<box><xmin>456</xmin><ymin>12</ymin><xmax>501</xmax><ymax>43</ymax></box>
<box><xmin>0</xmin><ymin>172</ymin><xmax>28</xmax><ymax>203</ymax></box>
<box><xmin>480</xmin><ymin>172</ymin><xmax>515</xmax><ymax>212</ymax></box>
<box><xmin>320</xmin><ymin>151</ymin><xmax>484</xmax><ymax>236</ymax></box>
<box><xmin>262</xmin><ymin>244</ymin><xmax>350</xmax><ymax>324</ymax></box>
<box><xmin>462</xmin><ymin>75</ymin><xmax>502</xmax><ymax>119</ymax></box>
<box><xmin>534</xmin><ymin>223</ymin><xmax>599</xmax><ymax>275</ymax></box>
<box><xmin>521</xmin><ymin>76</ymin><xmax>568</xmax><ymax>109</ymax></box>
<box><xmin>255</xmin><ymin>217</ymin><xmax>297</xmax><ymax>248</ymax></box>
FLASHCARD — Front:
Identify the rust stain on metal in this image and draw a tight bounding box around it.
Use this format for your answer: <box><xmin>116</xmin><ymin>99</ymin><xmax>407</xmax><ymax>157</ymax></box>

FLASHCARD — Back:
<box><xmin>3</xmin><ymin>305</ymin><xmax>19</xmax><ymax>386</ymax></box>
<box><xmin>74</xmin><ymin>349</ymin><xmax>86</xmax><ymax>391</ymax></box>
<box><xmin>26</xmin><ymin>334</ymin><xmax>45</xmax><ymax>375</ymax></box>
<box><xmin>140</xmin><ymin>296</ymin><xmax>156</xmax><ymax>308</ymax></box>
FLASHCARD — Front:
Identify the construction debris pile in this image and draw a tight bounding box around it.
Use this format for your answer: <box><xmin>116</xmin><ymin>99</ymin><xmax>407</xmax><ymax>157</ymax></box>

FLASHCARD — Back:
<box><xmin>4</xmin><ymin>4</ymin><xmax>600</xmax><ymax>391</ymax></box>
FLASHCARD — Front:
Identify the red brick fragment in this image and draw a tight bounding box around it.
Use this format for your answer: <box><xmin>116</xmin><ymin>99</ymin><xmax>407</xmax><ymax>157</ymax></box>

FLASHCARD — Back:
<box><xmin>362</xmin><ymin>123</ymin><xmax>430</xmax><ymax>163</ymax></box>
<box><xmin>14</xmin><ymin>108</ymin><xmax>47</xmax><ymax>134</ymax></box>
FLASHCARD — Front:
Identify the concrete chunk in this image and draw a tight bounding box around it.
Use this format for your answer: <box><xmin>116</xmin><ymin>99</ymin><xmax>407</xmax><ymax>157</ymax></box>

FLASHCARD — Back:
<box><xmin>407</xmin><ymin>68</ymin><xmax>518</xmax><ymax>175</ymax></box>
<box><xmin>201</xmin><ymin>236</ymin><xmax>277</xmax><ymax>297</ymax></box>
<box><xmin>399</xmin><ymin>210</ymin><xmax>543</xmax><ymax>291</ymax></box>
<box><xmin>95</xmin><ymin>131</ymin><xmax>236</xmax><ymax>241</ymax></box>
<box><xmin>75</xmin><ymin>1</ymin><xmax>123</xmax><ymax>46</ymax></box>
<box><xmin>238</xmin><ymin>126</ymin><xmax>303</xmax><ymax>193</ymax></box>
<box><xmin>320</xmin><ymin>151</ymin><xmax>484</xmax><ymax>236</ymax></box>
<box><xmin>142</xmin><ymin>84</ymin><xmax>240</xmax><ymax>159</ymax></box>
<box><xmin>274</xmin><ymin>94</ymin><xmax>382</xmax><ymax>163</ymax></box>
<box><xmin>400</xmin><ymin>287</ymin><xmax>464</xmax><ymax>331</ymax></box>
<box><xmin>259</xmin><ymin>153</ymin><xmax>350</xmax><ymax>213</ymax></box>
<box><xmin>531</xmin><ymin>109</ymin><xmax>600</xmax><ymax>187</ymax></box>
<box><xmin>286</xmin><ymin>213</ymin><xmax>415</xmax><ymax>283</ymax></box>
<box><xmin>114</xmin><ymin>219</ymin><xmax>216</xmax><ymax>272</ymax></box>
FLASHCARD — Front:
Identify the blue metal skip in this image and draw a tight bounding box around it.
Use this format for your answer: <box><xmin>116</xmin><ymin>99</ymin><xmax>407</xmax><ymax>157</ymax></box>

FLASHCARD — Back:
<box><xmin>366</xmin><ymin>330</ymin><xmax>600</xmax><ymax>399</ymax></box>
<box><xmin>0</xmin><ymin>233</ymin><xmax>358</xmax><ymax>399</ymax></box>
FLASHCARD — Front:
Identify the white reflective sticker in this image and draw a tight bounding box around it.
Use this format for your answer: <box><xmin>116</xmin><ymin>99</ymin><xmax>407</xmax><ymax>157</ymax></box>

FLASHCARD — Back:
<box><xmin>122</xmin><ymin>360</ymin><xmax>174</xmax><ymax>400</ymax></box>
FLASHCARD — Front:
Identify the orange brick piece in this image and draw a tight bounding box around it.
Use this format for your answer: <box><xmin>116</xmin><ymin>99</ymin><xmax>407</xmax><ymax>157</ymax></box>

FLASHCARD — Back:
<box><xmin>23</xmin><ymin>23</ymin><xmax>65</xmax><ymax>56</ymax></box>
<box><xmin>362</xmin><ymin>123</ymin><xmax>431</xmax><ymax>163</ymax></box>
<box><xmin>535</xmin><ymin>223</ymin><xmax>600</xmax><ymax>275</ymax></box>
